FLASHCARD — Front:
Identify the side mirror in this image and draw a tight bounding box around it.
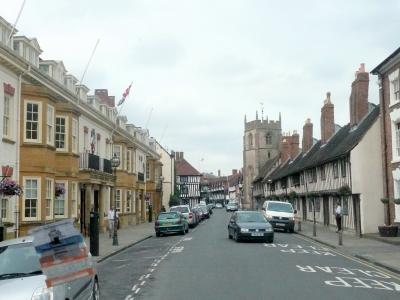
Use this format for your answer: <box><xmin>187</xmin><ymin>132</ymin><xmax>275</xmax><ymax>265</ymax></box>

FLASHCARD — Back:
<box><xmin>294</xmin><ymin>209</ymin><xmax>297</xmax><ymax>214</ymax></box>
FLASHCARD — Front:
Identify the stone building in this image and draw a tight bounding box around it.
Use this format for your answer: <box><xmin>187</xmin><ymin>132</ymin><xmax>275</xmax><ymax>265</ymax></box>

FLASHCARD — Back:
<box><xmin>242</xmin><ymin>113</ymin><xmax>281</xmax><ymax>209</ymax></box>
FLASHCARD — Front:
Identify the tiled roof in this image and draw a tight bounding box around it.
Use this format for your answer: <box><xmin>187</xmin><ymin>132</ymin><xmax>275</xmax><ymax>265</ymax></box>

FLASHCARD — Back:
<box><xmin>253</xmin><ymin>157</ymin><xmax>279</xmax><ymax>183</ymax></box>
<box><xmin>175</xmin><ymin>159</ymin><xmax>201</xmax><ymax>176</ymax></box>
<box><xmin>268</xmin><ymin>105</ymin><xmax>380</xmax><ymax>181</ymax></box>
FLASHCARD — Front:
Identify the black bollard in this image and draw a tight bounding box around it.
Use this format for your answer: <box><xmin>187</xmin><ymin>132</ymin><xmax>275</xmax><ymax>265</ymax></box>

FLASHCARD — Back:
<box><xmin>89</xmin><ymin>211</ymin><xmax>99</xmax><ymax>256</ymax></box>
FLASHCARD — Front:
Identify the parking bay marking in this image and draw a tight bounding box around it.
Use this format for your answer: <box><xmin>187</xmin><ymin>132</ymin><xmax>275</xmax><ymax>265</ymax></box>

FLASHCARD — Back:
<box><xmin>264</xmin><ymin>243</ymin><xmax>335</xmax><ymax>256</ymax></box>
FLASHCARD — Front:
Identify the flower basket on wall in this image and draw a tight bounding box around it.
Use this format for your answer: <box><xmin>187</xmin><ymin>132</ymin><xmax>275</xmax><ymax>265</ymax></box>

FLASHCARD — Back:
<box><xmin>0</xmin><ymin>179</ymin><xmax>22</xmax><ymax>196</ymax></box>
<box><xmin>338</xmin><ymin>185</ymin><xmax>352</xmax><ymax>197</ymax></box>
<box><xmin>393</xmin><ymin>198</ymin><xmax>400</xmax><ymax>205</ymax></box>
<box><xmin>55</xmin><ymin>184</ymin><xmax>65</xmax><ymax>198</ymax></box>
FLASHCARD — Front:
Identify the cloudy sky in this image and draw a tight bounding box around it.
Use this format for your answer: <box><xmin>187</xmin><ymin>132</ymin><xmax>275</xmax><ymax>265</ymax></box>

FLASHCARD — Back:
<box><xmin>1</xmin><ymin>0</ymin><xmax>399</xmax><ymax>175</ymax></box>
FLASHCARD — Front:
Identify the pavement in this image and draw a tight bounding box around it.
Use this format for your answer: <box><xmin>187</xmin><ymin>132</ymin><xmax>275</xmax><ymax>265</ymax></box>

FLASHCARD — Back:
<box><xmin>84</xmin><ymin>221</ymin><xmax>155</xmax><ymax>262</ymax></box>
<box><xmin>97</xmin><ymin>210</ymin><xmax>400</xmax><ymax>300</ymax></box>
<box><xmin>296</xmin><ymin>221</ymin><xmax>400</xmax><ymax>275</ymax></box>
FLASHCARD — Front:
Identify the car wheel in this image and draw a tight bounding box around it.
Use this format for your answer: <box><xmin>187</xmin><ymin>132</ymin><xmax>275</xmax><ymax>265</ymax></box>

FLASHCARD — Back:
<box><xmin>92</xmin><ymin>278</ymin><xmax>100</xmax><ymax>300</ymax></box>
<box><xmin>181</xmin><ymin>229</ymin><xmax>186</xmax><ymax>235</ymax></box>
<box><xmin>156</xmin><ymin>232</ymin><xmax>160</xmax><ymax>237</ymax></box>
<box><xmin>228</xmin><ymin>231</ymin><xmax>232</xmax><ymax>239</ymax></box>
<box><xmin>185</xmin><ymin>226</ymin><xmax>189</xmax><ymax>233</ymax></box>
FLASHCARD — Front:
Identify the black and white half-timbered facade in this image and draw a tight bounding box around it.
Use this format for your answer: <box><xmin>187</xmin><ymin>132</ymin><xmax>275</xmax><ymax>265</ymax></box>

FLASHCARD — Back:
<box><xmin>175</xmin><ymin>152</ymin><xmax>201</xmax><ymax>207</ymax></box>
<box><xmin>258</xmin><ymin>65</ymin><xmax>385</xmax><ymax>235</ymax></box>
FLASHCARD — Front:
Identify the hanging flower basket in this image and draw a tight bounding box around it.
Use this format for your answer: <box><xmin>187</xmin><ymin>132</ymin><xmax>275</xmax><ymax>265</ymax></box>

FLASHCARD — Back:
<box><xmin>0</xmin><ymin>179</ymin><xmax>23</xmax><ymax>196</ymax></box>
<box><xmin>55</xmin><ymin>184</ymin><xmax>65</xmax><ymax>198</ymax></box>
<box><xmin>380</xmin><ymin>198</ymin><xmax>390</xmax><ymax>204</ymax></box>
<box><xmin>393</xmin><ymin>198</ymin><xmax>400</xmax><ymax>205</ymax></box>
<box><xmin>288</xmin><ymin>191</ymin><xmax>297</xmax><ymax>200</ymax></box>
<box><xmin>338</xmin><ymin>185</ymin><xmax>352</xmax><ymax>197</ymax></box>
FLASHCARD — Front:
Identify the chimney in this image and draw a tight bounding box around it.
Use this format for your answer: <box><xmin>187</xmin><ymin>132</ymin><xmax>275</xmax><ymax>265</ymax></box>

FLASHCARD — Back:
<box><xmin>232</xmin><ymin>169</ymin><xmax>238</xmax><ymax>175</ymax></box>
<box><xmin>290</xmin><ymin>131</ymin><xmax>300</xmax><ymax>159</ymax></box>
<box><xmin>350</xmin><ymin>63</ymin><xmax>369</xmax><ymax>126</ymax></box>
<box><xmin>321</xmin><ymin>92</ymin><xmax>335</xmax><ymax>144</ymax></box>
<box><xmin>180</xmin><ymin>152</ymin><xmax>184</xmax><ymax>159</ymax></box>
<box><xmin>218</xmin><ymin>170</ymin><xmax>221</xmax><ymax>177</ymax></box>
<box><xmin>302</xmin><ymin>118</ymin><xmax>313</xmax><ymax>153</ymax></box>
<box><xmin>280</xmin><ymin>136</ymin><xmax>290</xmax><ymax>162</ymax></box>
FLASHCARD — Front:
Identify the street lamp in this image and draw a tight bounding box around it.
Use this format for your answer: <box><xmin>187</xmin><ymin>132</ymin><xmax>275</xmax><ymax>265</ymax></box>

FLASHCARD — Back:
<box><xmin>111</xmin><ymin>153</ymin><xmax>120</xmax><ymax>246</ymax></box>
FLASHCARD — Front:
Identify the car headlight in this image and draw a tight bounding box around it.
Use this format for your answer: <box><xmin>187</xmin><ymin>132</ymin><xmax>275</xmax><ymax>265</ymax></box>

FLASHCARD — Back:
<box><xmin>265</xmin><ymin>214</ymin><xmax>272</xmax><ymax>220</ymax></box>
<box><xmin>240</xmin><ymin>228</ymin><xmax>249</xmax><ymax>233</ymax></box>
<box><xmin>290</xmin><ymin>217</ymin><xmax>295</xmax><ymax>221</ymax></box>
<box><xmin>265</xmin><ymin>225</ymin><xmax>273</xmax><ymax>232</ymax></box>
<box><xmin>31</xmin><ymin>286</ymin><xmax>54</xmax><ymax>300</ymax></box>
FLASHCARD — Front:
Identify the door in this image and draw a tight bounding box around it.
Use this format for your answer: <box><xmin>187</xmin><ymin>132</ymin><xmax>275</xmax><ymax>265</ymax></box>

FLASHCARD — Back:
<box><xmin>302</xmin><ymin>197</ymin><xmax>307</xmax><ymax>221</ymax></box>
<box><xmin>353</xmin><ymin>194</ymin><xmax>361</xmax><ymax>237</ymax></box>
<box><xmin>323</xmin><ymin>196</ymin><xmax>330</xmax><ymax>226</ymax></box>
<box><xmin>80</xmin><ymin>188</ymin><xmax>86</xmax><ymax>235</ymax></box>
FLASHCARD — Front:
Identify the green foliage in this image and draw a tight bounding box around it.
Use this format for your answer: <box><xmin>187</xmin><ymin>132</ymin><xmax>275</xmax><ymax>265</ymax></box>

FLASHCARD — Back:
<box><xmin>169</xmin><ymin>194</ymin><xmax>181</xmax><ymax>207</ymax></box>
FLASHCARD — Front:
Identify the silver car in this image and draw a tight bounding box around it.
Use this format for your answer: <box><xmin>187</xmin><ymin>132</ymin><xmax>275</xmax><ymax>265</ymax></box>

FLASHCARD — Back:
<box><xmin>170</xmin><ymin>205</ymin><xmax>198</xmax><ymax>228</ymax></box>
<box><xmin>0</xmin><ymin>236</ymin><xmax>99</xmax><ymax>300</ymax></box>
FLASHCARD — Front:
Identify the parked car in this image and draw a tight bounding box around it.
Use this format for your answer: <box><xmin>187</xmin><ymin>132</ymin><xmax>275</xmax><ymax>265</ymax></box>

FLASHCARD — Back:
<box><xmin>155</xmin><ymin>212</ymin><xmax>189</xmax><ymax>237</ymax></box>
<box><xmin>207</xmin><ymin>204</ymin><xmax>213</xmax><ymax>215</ymax></box>
<box><xmin>0</xmin><ymin>236</ymin><xmax>100</xmax><ymax>300</ymax></box>
<box><xmin>228</xmin><ymin>211</ymin><xmax>274</xmax><ymax>243</ymax></box>
<box><xmin>170</xmin><ymin>205</ymin><xmax>199</xmax><ymax>228</ymax></box>
<box><xmin>215</xmin><ymin>203</ymin><xmax>223</xmax><ymax>209</ymax></box>
<box><xmin>192</xmin><ymin>206</ymin><xmax>204</xmax><ymax>221</ymax></box>
<box><xmin>194</xmin><ymin>205</ymin><xmax>210</xmax><ymax>219</ymax></box>
<box><xmin>226</xmin><ymin>202</ymin><xmax>239</xmax><ymax>212</ymax></box>
<box><xmin>262</xmin><ymin>200</ymin><xmax>296</xmax><ymax>233</ymax></box>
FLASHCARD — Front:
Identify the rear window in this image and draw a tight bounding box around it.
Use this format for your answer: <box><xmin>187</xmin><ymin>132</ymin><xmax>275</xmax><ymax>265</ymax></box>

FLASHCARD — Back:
<box><xmin>158</xmin><ymin>212</ymin><xmax>179</xmax><ymax>220</ymax></box>
<box><xmin>267</xmin><ymin>202</ymin><xmax>293</xmax><ymax>213</ymax></box>
<box><xmin>170</xmin><ymin>206</ymin><xmax>189</xmax><ymax>213</ymax></box>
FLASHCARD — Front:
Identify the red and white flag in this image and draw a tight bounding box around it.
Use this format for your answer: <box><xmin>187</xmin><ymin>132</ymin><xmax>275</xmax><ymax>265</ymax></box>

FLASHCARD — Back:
<box><xmin>117</xmin><ymin>83</ymin><xmax>133</xmax><ymax>106</ymax></box>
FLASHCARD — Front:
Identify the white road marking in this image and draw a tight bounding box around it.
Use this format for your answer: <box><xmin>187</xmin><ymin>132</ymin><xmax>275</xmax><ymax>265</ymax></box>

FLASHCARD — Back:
<box><xmin>182</xmin><ymin>237</ymin><xmax>193</xmax><ymax>241</ymax></box>
<box><xmin>151</xmin><ymin>263</ymin><xmax>158</xmax><ymax>267</ymax></box>
<box><xmin>116</xmin><ymin>264</ymin><xmax>127</xmax><ymax>269</ymax></box>
<box><xmin>145</xmin><ymin>274</ymin><xmax>151</xmax><ymax>279</ymax></box>
<box><xmin>171</xmin><ymin>246</ymin><xmax>184</xmax><ymax>253</ymax></box>
<box><xmin>113</xmin><ymin>259</ymin><xmax>129</xmax><ymax>262</ymax></box>
<box><xmin>131</xmin><ymin>284</ymin><xmax>137</xmax><ymax>291</ymax></box>
<box><xmin>124</xmin><ymin>295</ymin><xmax>134</xmax><ymax>300</ymax></box>
<box><xmin>139</xmin><ymin>275</ymin><xmax>145</xmax><ymax>281</ymax></box>
<box><xmin>140</xmin><ymin>280</ymin><xmax>146</xmax><ymax>286</ymax></box>
<box><xmin>149</xmin><ymin>268</ymin><xmax>155</xmax><ymax>272</ymax></box>
<box><xmin>134</xmin><ymin>288</ymin><xmax>141</xmax><ymax>294</ymax></box>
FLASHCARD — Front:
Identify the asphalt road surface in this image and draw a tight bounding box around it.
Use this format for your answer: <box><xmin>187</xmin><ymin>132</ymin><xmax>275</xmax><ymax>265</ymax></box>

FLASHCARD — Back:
<box><xmin>98</xmin><ymin>209</ymin><xmax>400</xmax><ymax>300</ymax></box>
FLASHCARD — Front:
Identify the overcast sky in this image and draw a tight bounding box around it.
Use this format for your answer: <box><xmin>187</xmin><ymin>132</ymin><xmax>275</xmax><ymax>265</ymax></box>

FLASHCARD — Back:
<box><xmin>1</xmin><ymin>0</ymin><xmax>399</xmax><ymax>175</ymax></box>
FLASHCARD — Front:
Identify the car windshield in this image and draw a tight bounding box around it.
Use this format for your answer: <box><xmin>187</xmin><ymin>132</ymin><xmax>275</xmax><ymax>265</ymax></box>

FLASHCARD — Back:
<box><xmin>237</xmin><ymin>213</ymin><xmax>267</xmax><ymax>223</ymax></box>
<box><xmin>170</xmin><ymin>207</ymin><xmax>189</xmax><ymax>213</ymax></box>
<box><xmin>267</xmin><ymin>202</ymin><xmax>293</xmax><ymax>213</ymax></box>
<box><xmin>158</xmin><ymin>213</ymin><xmax>179</xmax><ymax>220</ymax></box>
<box><xmin>0</xmin><ymin>243</ymin><xmax>42</xmax><ymax>279</ymax></box>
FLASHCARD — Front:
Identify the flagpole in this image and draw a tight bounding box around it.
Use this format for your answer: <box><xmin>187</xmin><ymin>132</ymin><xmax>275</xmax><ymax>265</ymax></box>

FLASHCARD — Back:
<box><xmin>109</xmin><ymin>82</ymin><xmax>133</xmax><ymax>141</ymax></box>
<box><xmin>7</xmin><ymin>0</ymin><xmax>26</xmax><ymax>47</ymax></box>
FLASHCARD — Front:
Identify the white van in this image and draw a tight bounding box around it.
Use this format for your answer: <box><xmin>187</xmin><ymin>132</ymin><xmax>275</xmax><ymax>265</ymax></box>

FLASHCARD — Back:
<box><xmin>262</xmin><ymin>201</ymin><xmax>296</xmax><ymax>233</ymax></box>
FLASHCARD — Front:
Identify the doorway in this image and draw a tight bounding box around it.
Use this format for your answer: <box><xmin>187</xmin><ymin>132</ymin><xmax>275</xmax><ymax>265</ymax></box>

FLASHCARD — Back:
<box><xmin>302</xmin><ymin>197</ymin><xmax>307</xmax><ymax>220</ymax></box>
<box><xmin>80</xmin><ymin>188</ymin><xmax>86</xmax><ymax>235</ymax></box>
<box><xmin>323</xmin><ymin>196</ymin><xmax>329</xmax><ymax>226</ymax></box>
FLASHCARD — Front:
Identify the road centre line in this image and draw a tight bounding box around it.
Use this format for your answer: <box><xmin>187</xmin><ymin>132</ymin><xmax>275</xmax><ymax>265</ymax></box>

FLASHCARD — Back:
<box><xmin>140</xmin><ymin>280</ymin><xmax>146</xmax><ymax>286</ymax></box>
<box><xmin>293</xmin><ymin>234</ymin><xmax>400</xmax><ymax>281</ymax></box>
<box><xmin>139</xmin><ymin>275</ymin><xmax>145</xmax><ymax>281</ymax></box>
<box><xmin>124</xmin><ymin>295</ymin><xmax>133</xmax><ymax>300</ymax></box>
<box><xmin>145</xmin><ymin>274</ymin><xmax>151</xmax><ymax>278</ymax></box>
<box><xmin>134</xmin><ymin>288</ymin><xmax>140</xmax><ymax>294</ymax></box>
<box><xmin>131</xmin><ymin>284</ymin><xmax>137</xmax><ymax>291</ymax></box>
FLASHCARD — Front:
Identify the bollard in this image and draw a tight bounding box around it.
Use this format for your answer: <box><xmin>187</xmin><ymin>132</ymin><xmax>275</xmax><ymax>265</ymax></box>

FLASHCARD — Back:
<box><xmin>0</xmin><ymin>226</ymin><xmax>5</xmax><ymax>242</ymax></box>
<box><xmin>297</xmin><ymin>220</ymin><xmax>301</xmax><ymax>232</ymax></box>
<box><xmin>338</xmin><ymin>230</ymin><xmax>343</xmax><ymax>246</ymax></box>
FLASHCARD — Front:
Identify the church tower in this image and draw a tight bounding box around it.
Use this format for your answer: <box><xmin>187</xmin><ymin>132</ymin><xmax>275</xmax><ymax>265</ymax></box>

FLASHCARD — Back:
<box><xmin>242</xmin><ymin>112</ymin><xmax>281</xmax><ymax>209</ymax></box>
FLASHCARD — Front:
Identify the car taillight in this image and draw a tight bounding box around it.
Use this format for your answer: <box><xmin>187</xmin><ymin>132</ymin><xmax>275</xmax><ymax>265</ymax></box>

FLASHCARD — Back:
<box><xmin>189</xmin><ymin>213</ymin><xmax>193</xmax><ymax>219</ymax></box>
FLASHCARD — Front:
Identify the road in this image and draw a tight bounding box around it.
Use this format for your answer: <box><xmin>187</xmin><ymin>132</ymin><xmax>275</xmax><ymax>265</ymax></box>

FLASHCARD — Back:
<box><xmin>97</xmin><ymin>209</ymin><xmax>400</xmax><ymax>300</ymax></box>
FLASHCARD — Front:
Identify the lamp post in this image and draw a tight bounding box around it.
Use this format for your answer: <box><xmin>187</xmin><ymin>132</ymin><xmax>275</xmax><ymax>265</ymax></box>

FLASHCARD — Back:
<box><xmin>111</xmin><ymin>153</ymin><xmax>120</xmax><ymax>246</ymax></box>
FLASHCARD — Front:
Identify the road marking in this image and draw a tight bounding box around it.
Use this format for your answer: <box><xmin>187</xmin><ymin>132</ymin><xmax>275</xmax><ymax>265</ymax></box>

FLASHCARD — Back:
<box><xmin>293</xmin><ymin>234</ymin><xmax>400</xmax><ymax>281</ymax></box>
<box><xmin>140</xmin><ymin>280</ymin><xmax>146</xmax><ymax>286</ymax></box>
<box><xmin>116</xmin><ymin>264</ymin><xmax>127</xmax><ymax>269</ymax></box>
<box><xmin>134</xmin><ymin>288</ymin><xmax>141</xmax><ymax>294</ymax></box>
<box><xmin>151</xmin><ymin>263</ymin><xmax>158</xmax><ymax>267</ymax></box>
<box><xmin>124</xmin><ymin>295</ymin><xmax>134</xmax><ymax>300</ymax></box>
<box><xmin>113</xmin><ymin>259</ymin><xmax>129</xmax><ymax>262</ymax></box>
<box><xmin>182</xmin><ymin>237</ymin><xmax>193</xmax><ymax>241</ymax></box>
<box><xmin>145</xmin><ymin>274</ymin><xmax>151</xmax><ymax>279</ymax></box>
<box><xmin>139</xmin><ymin>275</ymin><xmax>145</xmax><ymax>281</ymax></box>
<box><xmin>149</xmin><ymin>268</ymin><xmax>155</xmax><ymax>273</ymax></box>
<box><xmin>171</xmin><ymin>246</ymin><xmax>184</xmax><ymax>253</ymax></box>
<box><xmin>131</xmin><ymin>284</ymin><xmax>137</xmax><ymax>291</ymax></box>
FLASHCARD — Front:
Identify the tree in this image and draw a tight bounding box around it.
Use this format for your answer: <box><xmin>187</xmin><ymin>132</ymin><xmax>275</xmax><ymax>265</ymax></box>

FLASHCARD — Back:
<box><xmin>169</xmin><ymin>186</ymin><xmax>181</xmax><ymax>207</ymax></box>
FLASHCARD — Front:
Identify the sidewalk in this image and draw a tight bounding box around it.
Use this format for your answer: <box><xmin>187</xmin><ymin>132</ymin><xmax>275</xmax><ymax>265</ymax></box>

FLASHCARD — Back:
<box><xmin>295</xmin><ymin>221</ymin><xmax>400</xmax><ymax>275</ymax></box>
<box><xmin>84</xmin><ymin>221</ymin><xmax>154</xmax><ymax>263</ymax></box>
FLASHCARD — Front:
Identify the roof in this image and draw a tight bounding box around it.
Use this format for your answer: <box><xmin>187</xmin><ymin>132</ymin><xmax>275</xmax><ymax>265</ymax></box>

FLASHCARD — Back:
<box><xmin>371</xmin><ymin>47</ymin><xmax>400</xmax><ymax>75</ymax></box>
<box><xmin>268</xmin><ymin>105</ymin><xmax>380</xmax><ymax>181</ymax></box>
<box><xmin>254</xmin><ymin>157</ymin><xmax>279</xmax><ymax>183</ymax></box>
<box><xmin>175</xmin><ymin>159</ymin><xmax>201</xmax><ymax>176</ymax></box>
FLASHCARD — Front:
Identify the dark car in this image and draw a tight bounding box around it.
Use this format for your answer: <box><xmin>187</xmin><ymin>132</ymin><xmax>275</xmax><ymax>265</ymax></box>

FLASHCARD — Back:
<box><xmin>228</xmin><ymin>211</ymin><xmax>274</xmax><ymax>243</ymax></box>
<box><xmin>195</xmin><ymin>205</ymin><xmax>209</xmax><ymax>219</ymax></box>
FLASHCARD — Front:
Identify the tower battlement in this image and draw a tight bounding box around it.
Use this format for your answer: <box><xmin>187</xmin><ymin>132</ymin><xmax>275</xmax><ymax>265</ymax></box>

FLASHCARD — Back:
<box><xmin>245</xmin><ymin>119</ymin><xmax>281</xmax><ymax>131</ymax></box>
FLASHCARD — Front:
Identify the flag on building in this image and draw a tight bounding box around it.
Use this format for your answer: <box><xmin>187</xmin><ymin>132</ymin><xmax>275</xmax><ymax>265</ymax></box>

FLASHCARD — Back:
<box><xmin>117</xmin><ymin>83</ymin><xmax>133</xmax><ymax>106</ymax></box>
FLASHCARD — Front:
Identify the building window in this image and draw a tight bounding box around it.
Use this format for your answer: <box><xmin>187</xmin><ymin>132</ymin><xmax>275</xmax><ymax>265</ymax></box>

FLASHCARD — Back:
<box><xmin>114</xmin><ymin>145</ymin><xmax>121</xmax><ymax>168</ymax></box>
<box><xmin>396</xmin><ymin>123</ymin><xmax>400</xmax><ymax>157</ymax></box>
<box><xmin>248</xmin><ymin>133</ymin><xmax>253</xmax><ymax>147</ymax></box>
<box><xmin>266</xmin><ymin>134</ymin><xmax>272</xmax><ymax>145</ymax></box>
<box><xmin>126</xmin><ymin>190</ymin><xmax>131</xmax><ymax>213</ymax></box>
<box><xmin>71</xmin><ymin>182</ymin><xmax>78</xmax><ymax>218</ymax></box>
<box><xmin>308</xmin><ymin>199</ymin><xmax>313</xmax><ymax>212</ymax></box>
<box><xmin>116</xmin><ymin>189</ymin><xmax>121</xmax><ymax>212</ymax></box>
<box><xmin>341</xmin><ymin>159</ymin><xmax>347</xmax><ymax>177</ymax></box>
<box><xmin>72</xmin><ymin>119</ymin><xmax>78</xmax><ymax>153</ymax></box>
<box><xmin>333</xmin><ymin>162</ymin><xmax>339</xmax><ymax>178</ymax></box>
<box><xmin>146</xmin><ymin>161</ymin><xmax>150</xmax><ymax>180</ymax></box>
<box><xmin>315</xmin><ymin>198</ymin><xmax>320</xmax><ymax>212</ymax></box>
<box><xmin>320</xmin><ymin>165</ymin><xmax>326</xmax><ymax>181</ymax></box>
<box><xmin>84</xmin><ymin>130</ymin><xmax>88</xmax><ymax>152</ymax></box>
<box><xmin>312</xmin><ymin>169</ymin><xmax>317</xmax><ymax>182</ymax></box>
<box><xmin>45</xmin><ymin>178</ymin><xmax>53</xmax><ymax>219</ymax></box>
<box><xmin>268</xmin><ymin>151</ymin><xmax>271</xmax><ymax>159</ymax></box>
<box><xmin>132</xmin><ymin>191</ymin><xmax>136</xmax><ymax>213</ymax></box>
<box><xmin>47</xmin><ymin>105</ymin><xmax>54</xmax><ymax>145</ymax></box>
<box><xmin>308</xmin><ymin>170</ymin><xmax>313</xmax><ymax>183</ymax></box>
<box><xmin>3</xmin><ymin>95</ymin><xmax>11</xmax><ymax>138</ymax></box>
<box><xmin>1</xmin><ymin>198</ymin><xmax>8</xmax><ymax>220</ymax></box>
<box><xmin>24</xmin><ymin>178</ymin><xmax>39</xmax><ymax>220</ymax></box>
<box><xmin>389</xmin><ymin>69</ymin><xmax>400</xmax><ymax>104</ymax></box>
<box><xmin>55</xmin><ymin>116</ymin><xmax>67</xmax><ymax>150</ymax></box>
<box><xmin>127</xmin><ymin>150</ymin><xmax>132</xmax><ymax>172</ymax></box>
<box><xmin>54</xmin><ymin>182</ymin><xmax>67</xmax><ymax>217</ymax></box>
<box><xmin>25</xmin><ymin>101</ymin><xmax>40</xmax><ymax>142</ymax></box>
